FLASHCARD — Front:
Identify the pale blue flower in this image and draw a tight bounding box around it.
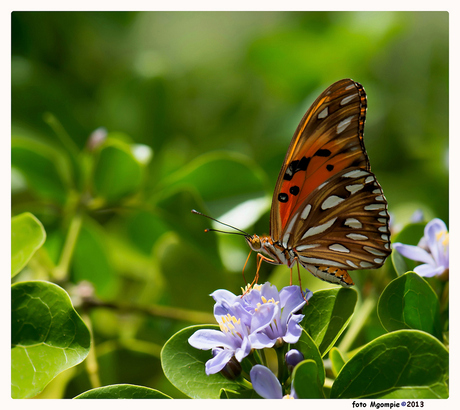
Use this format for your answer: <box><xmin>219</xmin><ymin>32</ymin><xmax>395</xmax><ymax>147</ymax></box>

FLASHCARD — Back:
<box><xmin>241</xmin><ymin>283</ymin><xmax>312</xmax><ymax>348</ymax></box>
<box><xmin>393</xmin><ymin>218</ymin><xmax>449</xmax><ymax>278</ymax></box>
<box><xmin>188</xmin><ymin>282</ymin><xmax>312</xmax><ymax>375</ymax></box>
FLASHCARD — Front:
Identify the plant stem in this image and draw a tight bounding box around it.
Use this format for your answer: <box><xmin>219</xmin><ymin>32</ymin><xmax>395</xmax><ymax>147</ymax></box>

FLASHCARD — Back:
<box><xmin>83</xmin><ymin>298</ymin><xmax>216</xmax><ymax>324</ymax></box>
<box><xmin>338</xmin><ymin>292</ymin><xmax>377</xmax><ymax>353</ymax></box>
<box><xmin>82</xmin><ymin>313</ymin><xmax>101</xmax><ymax>389</ymax></box>
<box><xmin>54</xmin><ymin>211</ymin><xmax>83</xmax><ymax>281</ymax></box>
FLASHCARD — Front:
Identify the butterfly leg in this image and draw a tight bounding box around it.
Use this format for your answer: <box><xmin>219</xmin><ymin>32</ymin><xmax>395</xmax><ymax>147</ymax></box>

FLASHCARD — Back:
<box><xmin>295</xmin><ymin>259</ymin><xmax>310</xmax><ymax>303</ymax></box>
<box><xmin>243</xmin><ymin>253</ymin><xmax>278</xmax><ymax>295</ymax></box>
<box><xmin>241</xmin><ymin>250</ymin><xmax>253</xmax><ymax>287</ymax></box>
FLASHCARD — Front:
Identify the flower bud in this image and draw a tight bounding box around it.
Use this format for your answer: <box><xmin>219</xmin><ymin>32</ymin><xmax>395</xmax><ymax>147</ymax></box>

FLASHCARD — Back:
<box><xmin>285</xmin><ymin>349</ymin><xmax>304</xmax><ymax>373</ymax></box>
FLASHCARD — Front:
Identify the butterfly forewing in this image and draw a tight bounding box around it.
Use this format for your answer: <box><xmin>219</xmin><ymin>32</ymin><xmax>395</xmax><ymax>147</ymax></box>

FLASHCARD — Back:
<box><xmin>270</xmin><ymin>79</ymin><xmax>370</xmax><ymax>239</ymax></box>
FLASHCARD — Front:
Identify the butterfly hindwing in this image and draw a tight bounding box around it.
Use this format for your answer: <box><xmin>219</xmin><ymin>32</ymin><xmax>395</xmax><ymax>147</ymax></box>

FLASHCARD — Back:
<box><xmin>270</xmin><ymin>79</ymin><xmax>370</xmax><ymax>239</ymax></box>
<box><xmin>282</xmin><ymin>167</ymin><xmax>391</xmax><ymax>271</ymax></box>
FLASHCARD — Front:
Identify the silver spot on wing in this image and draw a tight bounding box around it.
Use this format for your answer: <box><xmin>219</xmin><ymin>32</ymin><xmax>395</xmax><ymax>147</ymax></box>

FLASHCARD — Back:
<box><xmin>337</xmin><ymin>116</ymin><xmax>354</xmax><ymax>134</ymax></box>
<box><xmin>301</xmin><ymin>217</ymin><xmax>337</xmax><ymax>239</ymax></box>
<box><xmin>363</xmin><ymin>246</ymin><xmax>387</xmax><ymax>256</ymax></box>
<box><xmin>318</xmin><ymin>107</ymin><xmax>328</xmax><ymax>119</ymax></box>
<box><xmin>344</xmin><ymin>218</ymin><xmax>362</xmax><ymax>229</ymax></box>
<box><xmin>346</xmin><ymin>233</ymin><xmax>369</xmax><ymax>241</ymax></box>
<box><xmin>321</xmin><ymin>195</ymin><xmax>345</xmax><ymax>210</ymax></box>
<box><xmin>329</xmin><ymin>244</ymin><xmax>350</xmax><ymax>253</ymax></box>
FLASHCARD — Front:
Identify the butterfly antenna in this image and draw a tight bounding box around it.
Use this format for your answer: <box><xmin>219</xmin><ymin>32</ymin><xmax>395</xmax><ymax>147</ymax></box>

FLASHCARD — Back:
<box><xmin>191</xmin><ymin>209</ymin><xmax>250</xmax><ymax>236</ymax></box>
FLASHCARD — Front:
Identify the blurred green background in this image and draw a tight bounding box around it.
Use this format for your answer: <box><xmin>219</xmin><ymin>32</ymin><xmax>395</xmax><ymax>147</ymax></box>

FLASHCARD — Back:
<box><xmin>11</xmin><ymin>11</ymin><xmax>448</xmax><ymax>398</ymax></box>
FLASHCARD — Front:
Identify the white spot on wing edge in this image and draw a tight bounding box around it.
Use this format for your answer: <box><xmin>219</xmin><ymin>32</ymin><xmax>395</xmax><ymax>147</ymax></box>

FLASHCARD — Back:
<box><xmin>374</xmin><ymin>258</ymin><xmax>384</xmax><ymax>264</ymax></box>
<box><xmin>329</xmin><ymin>244</ymin><xmax>350</xmax><ymax>253</ymax></box>
<box><xmin>321</xmin><ymin>195</ymin><xmax>345</xmax><ymax>210</ymax></box>
<box><xmin>318</xmin><ymin>107</ymin><xmax>328</xmax><ymax>119</ymax></box>
<box><xmin>337</xmin><ymin>116</ymin><xmax>354</xmax><ymax>134</ymax></box>
<box><xmin>301</xmin><ymin>217</ymin><xmax>337</xmax><ymax>239</ymax></box>
<box><xmin>365</xmin><ymin>176</ymin><xmax>375</xmax><ymax>184</ymax></box>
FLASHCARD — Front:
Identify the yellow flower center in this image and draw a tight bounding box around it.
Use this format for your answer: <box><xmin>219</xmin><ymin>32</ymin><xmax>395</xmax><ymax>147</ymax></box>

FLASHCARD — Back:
<box><xmin>218</xmin><ymin>313</ymin><xmax>242</xmax><ymax>338</ymax></box>
<box><xmin>255</xmin><ymin>296</ymin><xmax>279</xmax><ymax>311</ymax></box>
<box><xmin>436</xmin><ymin>230</ymin><xmax>449</xmax><ymax>248</ymax></box>
<box><xmin>241</xmin><ymin>283</ymin><xmax>262</xmax><ymax>294</ymax></box>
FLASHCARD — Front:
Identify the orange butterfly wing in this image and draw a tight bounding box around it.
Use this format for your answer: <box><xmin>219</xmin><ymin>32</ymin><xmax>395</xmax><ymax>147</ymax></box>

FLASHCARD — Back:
<box><xmin>270</xmin><ymin>79</ymin><xmax>369</xmax><ymax>239</ymax></box>
<box><xmin>268</xmin><ymin>78</ymin><xmax>391</xmax><ymax>277</ymax></box>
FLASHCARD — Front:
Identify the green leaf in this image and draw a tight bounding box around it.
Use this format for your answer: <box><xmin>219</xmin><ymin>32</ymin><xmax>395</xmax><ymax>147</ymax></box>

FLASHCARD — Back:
<box><xmin>295</xmin><ymin>329</ymin><xmax>325</xmax><ymax>385</ymax></box>
<box><xmin>292</xmin><ymin>360</ymin><xmax>325</xmax><ymax>399</ymax></box>
<box><xmin>11</xmin><ymin>137</ymin><xmax>73</xmax><ymax>203</ymax></box>
<box><xmin>329</xmin><ymin>347</ymin><xmax>346</xmax><ymax>377</ymax></box>
<box><xmin>161</xmin><ymin>325</ymin><xmax>246</xmax><ymax>399</ymax></box>
<box><xmin>74</xmin><ymin>384</ymin><xmax>171</xmax><ymax>399</ymax></box>
<box><xmin>392</xmin><ymin>248</ymin><xmax>409</xmax><ymax>276</ymax></box>
<box><xmin>378</xmin><ymin>272</ymin><xmax>442</xmax><ymax>340</ymax></box>
<box><xmin>11</xmin><ymin>281</ymin><xmax>91</xmax><ymax>399</ymax></box>
<box><xmin>160</xmin><ymin>151</ymin><xmax>268</xmax><ymax>217</ymax></box>
<box><xmin>11</xmin><ymin>212</ymin><xmax>46</xmax><ymax>277</ymax></box>
<box><xmin>93</xmin><ymin>140</ymin><xmax>146</xmax><ymax>203</ymax></box>
<box><xmin>301</xmin><ymin>287</ymin><xmax>358</xmax><ymax>357</ymax></box>
<box><xmin>330</xmin><ymin>330</ymin><xmax>449</xmax><ymax>399</ymax></box>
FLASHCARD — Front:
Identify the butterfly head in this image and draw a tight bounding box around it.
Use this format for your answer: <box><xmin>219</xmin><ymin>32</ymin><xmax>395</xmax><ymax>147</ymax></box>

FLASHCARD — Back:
<box><xmin>245</xmin><ymin>234</ymin><xmax>262</xmax><ymax>251</ymax></box>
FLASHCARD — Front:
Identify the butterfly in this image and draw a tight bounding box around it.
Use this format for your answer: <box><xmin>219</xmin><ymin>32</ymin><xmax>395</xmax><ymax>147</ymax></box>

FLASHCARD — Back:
<box><xmin>194</xmin><ymin>79</ymin><xmax>391</xmax><ymax>287</ymax></box>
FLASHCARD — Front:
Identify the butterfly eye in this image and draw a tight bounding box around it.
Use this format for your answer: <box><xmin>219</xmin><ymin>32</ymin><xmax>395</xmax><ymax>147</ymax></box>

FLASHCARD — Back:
<box><xmin>246</xmin><ymin>235</ymin><xmax>262</xmax><ymax>251</ymax></box>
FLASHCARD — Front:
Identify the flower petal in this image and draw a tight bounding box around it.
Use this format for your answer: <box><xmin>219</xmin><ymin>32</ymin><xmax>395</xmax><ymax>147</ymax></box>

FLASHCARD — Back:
<box><xmin>234</xmin><ymin>335</ymin><xmax>252</xmax><ymax>362</ymax></box>
<box><xmin>414</xmin><ymin>263</ymin><xmax>445</xmax><ymax>278</ymax></box>
<box><xmin>424</xmin><ymin>218</ymin><xmax>447</xmax><ymax>265</ymax></box>
<box><xmin>250</xmin><ymin>302</ymin><xmax>277</xmax><ymax>334</ymax></box>
<box><xmin>249</xmin><ymin>331</ymin><xmax>276</xmax><ymax>349</ymax></box>
<box><xmin>282</xmin><ymin>313</ymin><xmax>304</xmax><ymax>344</ymax></box>
<box><xmin>188</xmin><ymin>329</ymin><xmax>236</xmax><ymax>350</ymax></box>
<box><xmin>393</xmin><ymin>242</ymin><xmax>435</xmax><ymax>265</ymax></box>
<box><xmin>279</xmin><ymin>286</ymin><xmax>307</xmax><ymax>325</ymax></box>
<box><xmin>211</xmin><ymin>289</ymin><xmax>239</xmax><ymax>305</ymax></box>
<box><xmin>205</xmin><ymin>348</ymin><xmax>235</xmax><ymax>375</ymax></box>
<box><xmin>250</xmin><ymin>365</ymin><xmax>283</xmax><ymax>399</ymax></box>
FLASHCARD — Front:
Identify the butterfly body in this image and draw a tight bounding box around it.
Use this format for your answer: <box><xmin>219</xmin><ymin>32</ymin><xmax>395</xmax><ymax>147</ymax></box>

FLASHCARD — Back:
<box><xmin>247</xmin><ymin>79</ymin><xmax>391</xmax><ymax>286</ymax></box>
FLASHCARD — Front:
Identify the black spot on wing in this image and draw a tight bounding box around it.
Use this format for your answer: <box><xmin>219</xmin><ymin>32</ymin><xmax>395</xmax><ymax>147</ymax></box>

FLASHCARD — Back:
<box><xmin>289</xmin><ymin>186</ymin><xmax>300</xmax><ymax>196</ymax></box>
<box><xmin>315</xmin><ymin>149</ymin><xmax>331</xmax><ymax>157</ymax></box>
<box><xmin>283</xmin><ymin>156</ymin><xmax>311</xmax><ymax>181</ymax></box>
<box><xmin>278</xmin><ymin>193</ymin><xmax>289</xmax><ymax>203</ymax></box>
<box><xmin>326</xmin><ymin>164</ymin><xmax>334</xmax><ymax>171</ymax></box>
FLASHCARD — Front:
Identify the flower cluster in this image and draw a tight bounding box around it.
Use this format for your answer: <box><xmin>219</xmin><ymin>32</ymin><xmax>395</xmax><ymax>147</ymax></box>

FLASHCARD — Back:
<box><xmin>393</xmin><ymin>218</ymin><xmax>449</xmax><ymax>279</ymax></box>
<box><xmin>188</xmin><ymin>282</ymin><xmax>312</xmax><ymax>375</ymax></box>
